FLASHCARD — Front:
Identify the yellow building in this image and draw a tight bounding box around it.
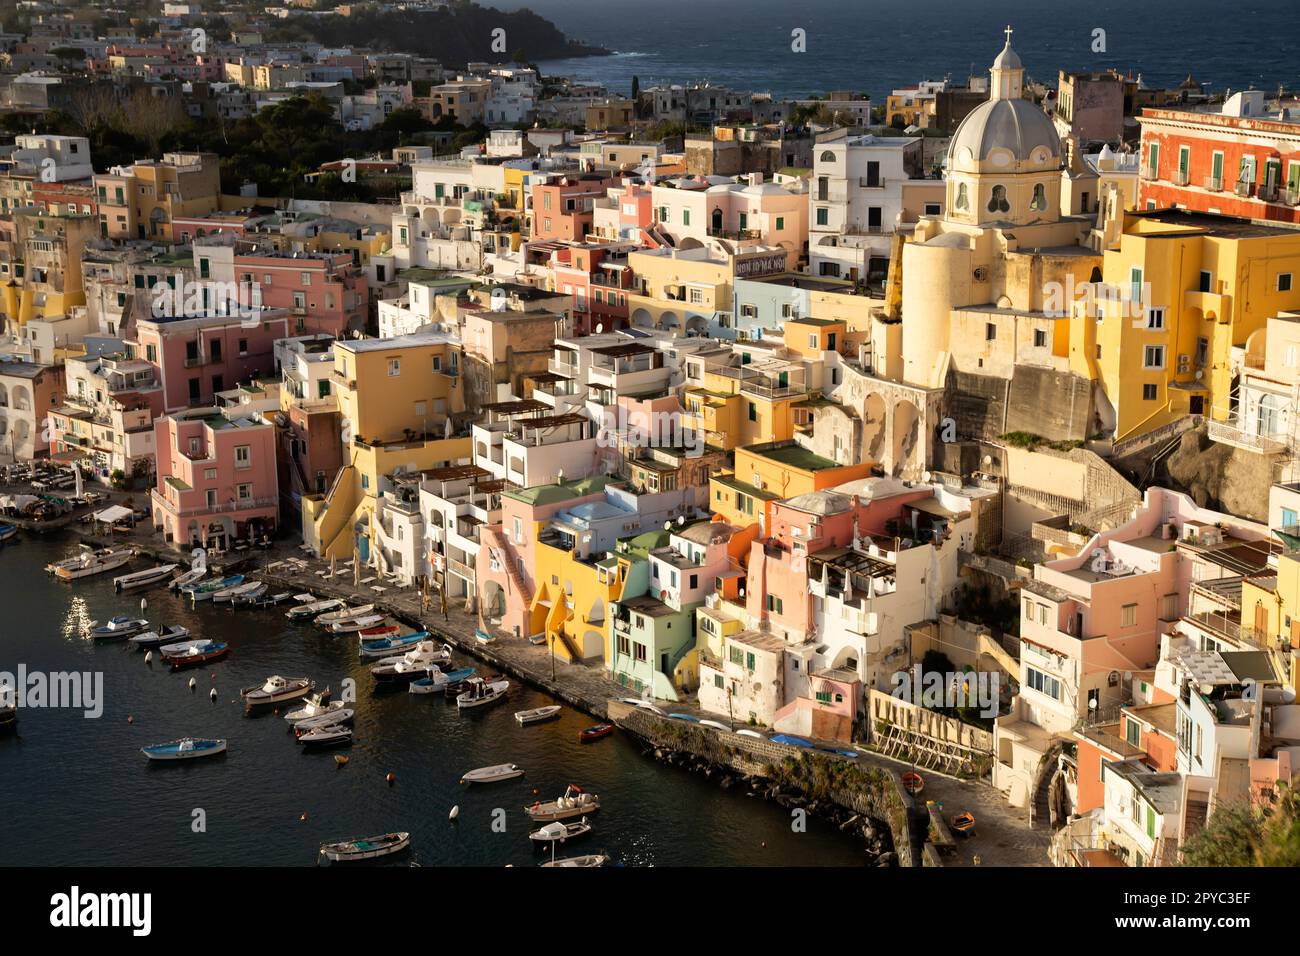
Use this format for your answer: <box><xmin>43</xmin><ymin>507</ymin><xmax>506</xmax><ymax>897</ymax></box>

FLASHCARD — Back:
<box><xmin>0</xmin><ymin>210</ymin><xmax>98</xmax><ymax>329</ymax></box>
<box><xmin>1240</xmin><ymin>556</ymin><xmax>1300</xmax><ymax>696</ymax></box>
<box><xmin>529</xmin><ymin>530</ymin><xmax>623</xmax><ymax>664</ymax></box>
<box><xmin>1074</xmin><ymin>210</ymin><xmax>1300</xmax><ymax>442</ymax></box>
<box><xmin>683</xmin><ymin>347</ymin><xmax>811</xmax><ymax>451</ymax></box>
<box><xmin>94</xmin><ymin>153</ymin><xmax>221</xmax><ymax>241</ymax></box>
<box><xmin>709</xmin><ymin>440</ymin><xmax>873</xmax><ymax>528</ymax></box>
<box><xmin>626</xmin><ymin>244</ymin><xmax>790</xmax><ymax>334</ymax></box>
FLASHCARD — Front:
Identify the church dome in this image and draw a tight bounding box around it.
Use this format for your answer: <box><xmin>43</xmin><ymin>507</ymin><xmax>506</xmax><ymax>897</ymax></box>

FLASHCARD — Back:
<box><xmin>948</xmin><ymin>96</ymin><xmax>1060</xmax><ymax>171</ymax></box>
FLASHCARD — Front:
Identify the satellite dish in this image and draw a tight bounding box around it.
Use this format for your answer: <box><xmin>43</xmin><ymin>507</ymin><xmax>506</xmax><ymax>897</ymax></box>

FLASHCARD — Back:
<box><xmin>595</xmin><ymin>323</ymin><xmax>603</xmax><ymax>334</ymax></box>
<box><xmin>663</xmin><ymin>521</ymin><xmax>672</xmax><ymax>531</ymax></box>
<box><xmin>922</xmin><ymin>471</ymin><xmax>932</xmax><ymax>483</ymax></box>
<box><xmin>676</xmin><ymin>515</ymin><xmax>686</xmax><ymax>526</ymax></box>
<box><xmin>982</xmin><ymin>455</ymin><xmax>992</xmax><ymax>465</ymax></box>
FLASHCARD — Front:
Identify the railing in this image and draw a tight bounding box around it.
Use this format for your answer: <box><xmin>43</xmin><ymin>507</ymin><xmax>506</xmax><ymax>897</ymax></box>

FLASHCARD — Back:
<box><xmin>446</xmin><ymin>556</ymin><xmax>475</xmax><ymax>580</ymax></box>
<box><xmin>1204</xmin><ymin>176</ymin><xmax>1222</xmax><ymax>192</ymax></box>
<box><xmin>1258</xmin><ymin>183</ymin><xmax>1280</xmax><ymax>202</ymax></box>
<box><xmin>858</xmin><ymin>177</ymin><xmax>884</xmax><ymax>189</ymax></box>
<box><xmin>1288</xmin><ymin>187</ymin><xmax>1300</xmax><ymax>206</ymax></box>
<box><xmin>1206</xmin><ymin>418</ymin><xmax>1288</xmax><ymax>454</ymax></box>
<box><xmin>1140</xmin><ymin>167</ymin><xmax>1158</xmax><ymax>181</ymax></box>
<box><xmin>1234</xmin><ymin>180</ymin><xmax>1254</xmax><ymax>198</ymax></box>
<box><xmin>1172</xmin><ymin>170</ymin><xmax>1190</xmax><ymax>186</ymax></box>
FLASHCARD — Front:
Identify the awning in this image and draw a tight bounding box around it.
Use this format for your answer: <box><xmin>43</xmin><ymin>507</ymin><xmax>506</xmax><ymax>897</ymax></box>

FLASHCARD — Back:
<box><xmin>92</xmin><ymin>505</ymin><xmax>133</xmax><ymax>524</ymax></box>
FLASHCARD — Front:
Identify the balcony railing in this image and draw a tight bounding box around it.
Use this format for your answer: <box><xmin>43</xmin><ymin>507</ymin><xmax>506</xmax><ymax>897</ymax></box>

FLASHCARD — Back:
<box><xmin>1234</xmin><ymin>180</ymin><xmax>1255</xmax><ymax>198</ymax></box>
<box><xmin>1204</xmin><ymin>176</ymin><xmax>1222</xmax><ymax>192</ymax></box>
<box><xmin>1288</xmin><ymin>187</ymin><xmax>1300</xmax><ymax>206</ymax></box>
<box><xmin>1258</xmin><ymin>183</ymin><xmax>1280</xmax><ymax>202</ymax></box>
<box><xmin>1172</xmin><ymin>169</ymin><xmax>1190</xmax><ymax>186</ymax></box>
<box><xmin>1206</xmin><ymin>418</ymin><xmax>1288</xmax><ymax>454</ymax></box>
<box><xmin>1140</xmin><ymin>167</ymin><xmax>1158</xmax><ymax>181</ymax></box>
<box><xmin>446</xmin><ymin>556</ymin><xmax>475</xmax><ymax>580</ymax></box>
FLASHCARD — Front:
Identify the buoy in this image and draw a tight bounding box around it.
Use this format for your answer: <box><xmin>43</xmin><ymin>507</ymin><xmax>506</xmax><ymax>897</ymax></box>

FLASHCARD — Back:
<box><xmin>761</xmin><ymin>841</ymin><xmax>767</xmax><ymax>848</ymax></box>
<box><xmin>127</xmin><ymin>715</ymin><xmax>134</xmax><ymax>724</ymax></box>
<box><xmin>532</xmin><ymin>788</ymin><xmax>539</xmax><ymax>795</ymax></box>
<box><xmin>300</xmin><ymin>812</ymin><xmax>308</xmax><ymax>822</ymax></box>
<box><xmin>386</xmin><ymin>772</ymin><xmax>395</xmax><ymax>785</ymax></box>
<box><xmin>144</xmin><ymin>651</ymin><xmax>152</xmax><ymax>663</ymax></box>
<box><xmin>188</xmin><ymin>677</ymin><xmax>197</xmax><ymax>690</ymax></box>
<box><xmin>334</xmin><ymin>755</ymin><xmax>349</xmax><ymax>767</ymax></box>
<box><xmin>209</xmin><ymin>688</ymin><xmax>217</xmax><ymax>701</ymax></box>
<box><xmin>449</xmin><ymin>805</ymin><xmax>460</xmax><ymax>821</ymax></box>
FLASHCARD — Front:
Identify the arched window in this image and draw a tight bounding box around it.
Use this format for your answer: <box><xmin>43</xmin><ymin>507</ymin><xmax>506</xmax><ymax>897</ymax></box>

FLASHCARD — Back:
<box><xmin>1029</xmin><ymin>183</ymin><xmax>1046</xmax><ymax>211</ymax></box>
<box><xmin>955</xmin><ymin>183</ymin><xmax>969</xmax><ymax>211</ymax></box>
<box><xmin>711</xmin><ymin>207</ymin><xmax>723</xmax><ymax>233</ymax></box>
<box><xmin>987</xmin><ymin>185</ymin><xmax>1010</xmax><ymax>214</ymax></box>
<box><xmin>819</xmin><ymin>150</ymin><xmax>836</xmax><ymax>164</ymax></box>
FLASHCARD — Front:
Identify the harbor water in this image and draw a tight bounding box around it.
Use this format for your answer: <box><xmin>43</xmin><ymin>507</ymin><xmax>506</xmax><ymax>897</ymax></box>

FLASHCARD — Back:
<box><xmin>0</xmin><ymin>534</ymin><xmax>867</xmax><ymax>866</ymax></box>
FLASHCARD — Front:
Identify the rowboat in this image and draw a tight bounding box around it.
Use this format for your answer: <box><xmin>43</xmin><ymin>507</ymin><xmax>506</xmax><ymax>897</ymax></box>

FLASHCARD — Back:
<box><xmin>524</xmin><ymin>785</ymin><xmax>600</xmax><ymax>822</ymax></box>
<box><xmin>213</xmin><ymin>580</ymin><xmax>261</xmax><ymax>604</ymax></box>
<box><xmin>247</xmin><ymin>591</ymin><xmax>292</xmax><ymax>608</ymax></box>
<box><xmin>166</xmin><ymin>641</ymin><xmax>229</xmax><ymax>669</ymax></box>
<box><xmin>316</xmin><ymin>603</ymin><xmax>375</xmax><ymax>627</ymax></box>
<box><xmin>89</xmin><ymin>616</ymin><xmax>150</xmax><ymax>641</ymax></box>
<box><xmin>541</xmin><ymin>853</ymin><xmax>609</xmax><ymax>868</ymax></box>
<box><xmin>699</xmin><ymin>719</ymin><xmax>732</xmax><ymax>732</ymax></box>
<box><xmin>54</xmin><ymin>549</ymin><xmax>133</xmax><ymax>581</ymax></box>
<box><xmin>159</xmin><ymin>638</ymin><xmax>211</xmax><ymax>656</ymax></box>
<box><xmin>734</xmin><ymin>729</ymin><xmax>765</xmax><ymax>740</ymax></box>
<box><xmin>0</xmin><ymin>524</ymin><xmax>19</xmax><ymax>544</ymax></box>
<box><xmin>169</xmin><ymin>567</ymin><xmax>206</xmax><ymax>591</ymax></box>
<box><xmin>369</xmin><ymin>639</ymin><xmax>448</xmax><ymax>678</ymax></box>
<box><xmin>297</xmin><ymin>723</ymin><xmax>352</xmax><ymax>747</ymax></box>
<box><xmin>408</xmin><ymin>666</ymin><xmax>476</xmax><ymax>694</ymax></box>
<box><xmin>330</xmin><ymin>614</ymin><xmax>386</xmax><ymax>634</ymax></box>
<box><xmin>902</xmin><ymin>772</ymin><xmax>924</xmax><ymax>795</ymax></box>
<box><xmin>578</xmin><ymin>723</ymin><xmax>614</xmax><ymax>743</ymax></box>
<box><xmin>184</xmin><ymin>575</ymin><xmax>244</xmax><ymax>603</ymax></box>
<box><xmin>357</xmin><ymin>623</ymin><xmax>400</xmax><ymax>640</ymax></box>
<box><xmin>360</xmin><ymin>631</ymin><xmax>435</xmax><ymax>662</ymax></box>
<box><xmin>283</xmin><ymin>691</ymin><xmax>334</xmax><ymax>723</ymax></box>
<box><xmin>951</xmin><ymin>812</ymin><xmax>975</xmax><ymax>836</ymax></box>
<box><xmin>141</xmin><ymin>737</ymin><xmax>226</xmax><ymax>761</ymax></box>
<box><xmin>528</xmin><ymin>819</ymin><xmax>592</xmax><ymax>845</ymax></box>
<box><xmin>230</xmin><ymin>582</ymin><xmax>270</xmax><ymax>605</ymax></box>
<box><xmin>460</xmin><ymin>763</ymin><xmax>524</xmax><ymax>784</ymax></box>
<box><xmin>113</xmin><ymin>563</ymin><xmax>179</xmax><ymax>591</ymax></box>
<box><xmin>129</xmin><ymin>624</ymin><xmax>191</xmax><ymax>650</ymax></box>
<box><xmin>286</xmin><ymin>597</ymin><xmax>345</xmax><ymax>621</ymax></box>
<box><xmin>293</xmin><ymin>708</ymin><xmax>355</xmax><ymax>733</ymax></box>
<box><xmin>318</xmin><ymin>832</ymin><xmax>409</xmax><ymax>864</ymax></box>
<box><xmin>514</xmin><ymin>705</ymin><xmax>562</xmax><ymax>726</ymax></box>
<box><xmin>241</xmin><ymin>675</ymin><xmax>314</xmax><ymax>708</ymax></box>
<box><xmin>456</xmin><ymin>678</ymin><xmax>509</xmax><ymax>709</ymax></box>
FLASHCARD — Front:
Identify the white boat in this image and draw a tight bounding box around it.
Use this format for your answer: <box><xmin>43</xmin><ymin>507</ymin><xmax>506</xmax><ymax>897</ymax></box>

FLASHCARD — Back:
<box><xmin>53</xmin><ymin>549</ymin><xmax>133</xmax><ymax>581</ymax></box>
<box><xmin>456</xmin><ymin>678</ymin><xmax>510</xmax><ymax>710</ymax></box>
<box><xmin>158</xmin><ymin>638</ymin><xmax>213</xmax><ymax>656</ymax></box>
<box><xmin>369</xmin><ymin>640</ymin><xmax>450</xmax><ymax>675</ymax></box>
<box><xmin>141</xmin><ymin>737</ymin><xmax>226</xmax><ymax>761</ymax></box>
<box><xmin>319</xmin><ymin>832</ymin><xmax>409</xmax><ymax>863</ymax></box>
<box><xmin>46</xmin><ymin>546</ymin><xmax>115</xmax><ymax>575</ymax></box>
<box><xmin>460</xmin><ymin>763</ymin><xmax>524</xmax><ymax>784</ymax></box>
<box><xmin>231</xmin><ymin>582</ymin><xmax>270</xmax><ymax>605</ymax></box>
<box><xmin>408</xmin><ymin>666</ymin><xmax>475</xmax><ymax>694</ymax></box>
<box><xmin>113</xmin><ymin>563</ymin><xmax>179</xmax><ymax>591</ymax></box>
<box><xmin>635</xmin><ymin>701</ymin><xmax>667</xmax><ymax>717</ymax></box>
<box><xmin>213</xmin><ymin>580</ymin><xmax>261</xmax><ymax>604</ymax></box>
<box><xmin>283</xmin><ymin>691</ymin><xmax>336</xmax><ymax>723</ymax></box>
<box><xmin>329</xmin><ymin>613</ymin><xmax>386</xmax><ymax>634</ymax></box>
<box><xmin>735</xmin><ymin>729</ymin><xmax>765</xmax><ymax>740</ymax></box>
<box><xmin>241</xmin><ymin>675</ymin><xmax>314</xmax><ymax>707</ymax></box>
<box><xmin>524</xmin><ymin>785</ymin><xmax>600</xmax><ymax>822</ymax></box>
<box><xmin>529</xmin><ymin>818</ymin><xmax>592</xmax><ymax>845</ymax></box>
<box><xmin>297</xmin><ymin>723</ymin><xmax>352</xmax><ymax>747</ymax></box>
<box><xmin>293</xmin><ymin>708</ymin><xmax>355</xmax><ymax>733</ymax></box>
<box><xmin>699</xmin><ymin>719</ymin><xmax>732</xmax><ymax>732</ymax></box>
<box><xmin>316</xmin><ymin>603</ymin><xmax>375</xmax><ymax>627</ymax></box>
<box><xmin>170</xmin><ymin>567</ymin><xmax>206</xmax><ymax>591</ymax></box>
<box><xmin>514</xmin><ymin>705</ymin><xmax>562</xmax><ymax>726</ymax></box>
<box><xmin>541</xmin><ymin>853</ymin><xmax>609</xmax><ymax>867</ymax></box>
<box><xmin>129</xmin><ymin>624</ymin><xmax>191</xmax><ymax>650</ymax></box>
<box><xmin>287</xmin><ymin>597</ymin><xmax>345</xmax><ymax>621</ymax></box>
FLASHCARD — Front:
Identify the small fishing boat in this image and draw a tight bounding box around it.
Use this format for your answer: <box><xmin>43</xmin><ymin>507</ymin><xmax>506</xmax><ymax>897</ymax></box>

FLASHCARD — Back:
<box><xmin>113</xmin><ymin>563</ymin><xmax>179</xmax><ymax>592</ymax></box>
<box><xmin>297</xmin><ymin>723</ymin><xmax>352</xmax><ymax>747</ymax></box>
<box><xmin>230</xmin><ymin>582</ymin><xmax>270</xmax><ymax>605</ymax></box>
<box><xmin>634</xmin><ymin>701</ymin><xmax>666</xmax><ymax>717</ymax></box>
<box><xmin>283</xmin><ymin>690</ymin><xmax>334</xmax><ymax>723</ymax></box>
<box><xmin>167</xmin><ymin>641</ymin><xmax>229</xmax><ymax>669</ymax></box>
<box><xmin>524</xmin><ymin>785</ymin><xmax>600</xmax><ymax>822</ymax></box>
<box><xmin>140</xmin><ymin>737</ymin><xmax>226</xmax><ymax>761</ymax></box>
<box><xmin>950</xmin><ymin>812</ymin><xmax>975</xmax><ymax>836</ymax></box>
<box><xmin>241</xmin><ymin>675</ymin><xmax>314</xmax><ymax>708</ymax></box>
<box><xmin>357</xmin><ymin>623</ymin><xmax>400</xmax><ymax>640</ymax></box>
<box><xmin>527</xmin><ymin>633</ymin><xmax>547</xmax><ymax>646</ymax></box>
<box><xmin>668</xmin><ymin>712</ymin><xmax>699</xmax><ymax>722</ymax></box>
<box><xmin>247</xmin><ymin>591</ymin><xmax>292</xmax><ymax>608</ymax></box>
<box><xmin>529</xmin><ymin>818</ymin><xmax>592</xmax><ymax>846</ymax></box>
<box><xmin>46</xmin><ymin>546</ymin><xmax>121</xmax><ymax>575</ymax></box>
<box><xmin>902</xmin><ymin>772</ymin><xmax>924</xmax><ymax>796</ymax></box>
<box><xmin>287</xmin><ymin>597</ymin><xmax>345</xmax><ymax>621</ymax></box>
<box><xmin>475</xmin><ymin>628</ymin><xmax>498</xmax><ymax>645</ymax></box>
<box><xmin>89</xmin><ymin>616</ymin><xmax>150</xmax><ymax>641</ymax></box>
<box><xmin>735</xmin><ymin>729</ymin><xmax>765</xmax><ymax>740</ymax></box>
<box><xmin>330</xmin><ymin>614</ymin><xmax>386</xmax><ymax>635</ymax></box>
<box><xmin>0</xmin><ymin>524</ymin><xmax>19</xmax><ymax>544</ymax></box>
<box><xmin>409</xmin><ymin>666</ymin><xmax>475</xmax><ymax>695</ymax></box>
<box><xmin>541</xmin><ymin>853</ymin><xmax>608</xmax><ymax>868</ymax></box>
<box><xmin>0</xmin><ymin>700</ymin><xmax>16</xmax><ymax>733</ymax></box>
<box><xmin>699</xmin><ymin>719</ymin><xmax>732</xmax><ymax>732</ymax></box>
<box><xmin>514</xmin><ymin>705</ymin><xmax>562</xmax><ymax>726</ymax></box>
<box><xmin>293</xmin><ymin>708</ymin><xmax>355</xmax><ymax>733</ymax></box>
<box><xmin>184</xmin><ymin>574</ymin><xmax>244</xmax><ymax>603</ymax></box>
<box><xmin>213</xmin><ymin>580</ymin><xmax>261</xmax><ymax>604</ymax></box>
<box><xmin>316</xmin><ymin>603</ymin><xmax>375</xmax><ymax>627</ymax></box>
<box><xmin>455</xmin><ymin>677</ymin><xmax>509</xmax><ymax>710</ymax></box>
<box><xmin>460</xmin><ymin>763</ymin><xmax>524</xmax><ymax>784</ymax></box>
<box><xmin>54</xmin><ymin>548</ymin><xmax>133</xmax><ymax>581</ymax></box>
<box><xmin>130</xmin><ymin>624</ymin><xmax>192</xmax><ymax>650</ymax></box>
<box><xmin>369</xmin><ymin>639</ymin><xmax>448</xmax><ymax>677</ymax></box>
<box><xmin>169</xmin><ymin>567</ymin><xmax>206</xmax><ymax>591</ymax></box>
<box><xmin>360</xmin><ymin>631</ymin><xmax>435</xmax><ymax>662</ymax></box>
<box><xmin>771</xmin><ymin>734</ymin><xmax>814</xmax><ymax>749</ymax></box>
<box><xmin>578</xmin><ymin>723</ymin><xmax>614</xmax><ymax>743</ymax></box>
<box><xmin>318</xmin><ymin>832</ymin><xmax>409</xmax><ymax>863</ymax></box>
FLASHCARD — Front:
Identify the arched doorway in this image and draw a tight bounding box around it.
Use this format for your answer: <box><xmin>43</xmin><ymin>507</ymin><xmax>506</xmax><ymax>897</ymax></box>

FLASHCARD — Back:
<box><xmin>891</xmin><ymin>399</ymin><xmax>920</xmax><ymax>474</ymax></box>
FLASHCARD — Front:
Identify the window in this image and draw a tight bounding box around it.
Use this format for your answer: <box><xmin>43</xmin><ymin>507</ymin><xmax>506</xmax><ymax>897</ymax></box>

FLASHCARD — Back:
<box><xmin>1146</xmin><ymin>308</ymin><xmax>1165</xmax><ymax>330</ymax></box>
<box><xmin>387</xmin><ymin>358</ymin><xmax>400</xmax><ymax>377</ymax></box>
<box><xmin>1143</xmin><ymin>345</ymin><xmax>1165</xmax><ymax>369</ymax></box>
<box><xmin>1283</xmin><ymin>507</ymin><xmax>1298</xmax><ymax>528</ymax></box>
<box><xmin>954</xmin><ymin>182</ymin><xmax>969</xmax><ymax>211</ymax></box>
<box><xmin>1126</xmin><ymin>719</ymin><xmax>1142</xmax><ymax>747</ymax></box>
<box><xmin>987</xmin><ymin>184</ymin><xmax>1009</xmax><ymax>214</ymax></box>
<box><xmin>1130</xmin><ymin>267</ymin><xmax>1144</xmax><ymax>303</ymax></box>
<box><xmin>1199</xmin><ymin>270</ymin><xmax>1212</xmax><ymax>293</ymax></box>
<box><xmin>1160</xmin><ymin>593</ymin><xmax>1178</xmax><ymax>620</ymax></box>
<box><xmin>1143</xmin><ymin>383</ymin><xmax>1158</xmax><ymax>401</ymax></box>
<box><xmin>748</xmin><ymin>402</ymin><xmax>757</xmax><ymax>422</ymax></box>
<box><xmin>1033</xmin><ymin>329</ymin><xmax>1047</xmax><ymax>348</ymax></box>
<box><xmin>1025</xmin><ymin>666</ymin><xmax>1061</xmax><ymax>700</ymax></box>
<box><xmin>924</xmin><ymin>202</ymin><xmax>941</xmax><ymax>215</ymax></box>
<box><xmin>234</xmin><ymin>444</ymin><xmax>251</xmax><ymax>469</ymax></box>
<box><xmin>1121</xmin><ymin>603</ymin><xmax>1137</xmax><ymax>627</ymax></box>
<box><xmin>985</xmin><ymin>322</ymin><xmax>996</xmax><ymax>341</ymax></box>
<box><xmin>1280</xmin><ymin>273</ymin><xmax>1293</xmax><ymax>293</ymax></box>
<box><xmin>682</xmin><ymin>210</ymin><xmax>690</xmax><ymax>227</ymax></box>
<box><xmin>237</xmin><ymin>483</ymin><xmax>251</xmax><ymax>500</ymax></box>
<box><xmin>765</xmin><ymin>594</ymin><xmax>783</xmax><ymax>614</ymax></box>
<box><xmin>1029</xmin><ymin>183</ymin><xmax>1046</xmax><ymax>211</ymax></box>
<box><xmin>775</xmin><ymin>216</ymin><xmax>785</xmax><ymax>230</ymax></box>
<box><xmin>815</xmin><ymin>207</ymin><xmax>828</xmax><ymax>226</ymax></box>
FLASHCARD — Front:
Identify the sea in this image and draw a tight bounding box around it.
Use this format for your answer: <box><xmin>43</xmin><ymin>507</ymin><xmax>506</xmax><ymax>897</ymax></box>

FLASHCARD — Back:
<box><xmin>513</xmin><ymin>0</ymin><xmax>1299</xmax><ymax>102</ymax></box>
<box><xmin>0</xmin><ymin>533</ymin><xmax>866</xmax><ymax>866</ymax></box>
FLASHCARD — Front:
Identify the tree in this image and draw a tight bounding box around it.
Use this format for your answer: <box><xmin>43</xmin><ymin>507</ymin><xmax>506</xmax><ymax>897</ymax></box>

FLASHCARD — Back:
<box><xmin>1181</xmin><ymin>781</ymin><xmax>1300</xmax><ymax>866</ymax></box>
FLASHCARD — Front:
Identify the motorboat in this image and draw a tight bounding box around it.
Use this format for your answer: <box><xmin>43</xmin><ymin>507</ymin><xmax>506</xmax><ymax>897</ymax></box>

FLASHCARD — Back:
<box><xmin>293</xmin><ymin>708</ymin><xmax>355</xmax><ymax>734</ymax></box>
<box><xmin>734</xmin><ymin>729</ymin><xmax>765</xmax><ymax>740</ymax></box>
<box><xmin>408</xmin><ymin>666</ymin><xmax>475</xmax><ymax>695</ymax></box>
<box><xmin>528</xmin><ymin>818</ymin><xmax>592</xmax><ymax>845</ymax></box>
<box><xmin>455</xmin><ymin>678</ymin><xmax>509</xmax><ymax>710</ymax></box>
<box><xmin>514</xmin><ymin>705</ymin><xmax>562</xmax><ymax>726</ymax></box>
<box><xmin>241</xmin><ymin>675</ymin><xmax>314</xmax><ymax>708</ymax></box>
<box><xmin>329</xmin><ymin>614</ymin><xmax>387</xmax><ymax>635</ymax></box>
<box><xmin>166</xmin><ymin>641</ymin><xmax>229</xmax><ymax>669</ymax></box>
<box><xmin>247</xmin><ymin>591</ymin><xmax>292</xmax><ymax>608</ymax></box>
<box><xmin>230</xmin><ymin>582</ymin><xmax>270</xmax><ymax>605</ymax></box>
<box><xmin>53</xmin><ymin>548</ymin><xmax>133</xmax><ymax>581</ymax></box>
<box><xmin>316</xmin><ymin>603</ymin><xmax>375</xmax><ymax>627</ymax></box>
<box><xmin>524</xmin><ymin>785</ymin><xmax>600</xmax><ymax>822</ymax></box>
<box><xmin>141</xmin><ymin>737</ymin><xmax>226</xmax><ymax>761</ymax></box>
<box><xmin>129</xmin><ymin>624</ymin><xmax>191</xmax><ymax>650</ymax></box>
<box><xmin>46</xmin><ymin>546</ymin><xmax>118</xmax><ymax>575</ymax></box>
<box><xmin>297</xmin><ymin>723</ymin><xmax>352</xmax><ymax>747</ymax></box>
<box><xmin>113</xmin><ymin>563</ymin><xmax>179</xmax><ymax>592</ymax></box>
<box><xmin>360</xmin><ymin>632</ymin><xmax>436</xmax><ymax>662</ymax></box>
<box><xmin>369</xmin><ymin>639</ymin><xmax>448</xmax><ymax>678</ymax></box>
<box><xmin>89</xmin><ymin>616</ymin><xmax>150</xmax><ymax>641</ymax></box>
<box><xmin>286</xmin><ymin>597</ymin><xmax>345</xmax><ymax>621</ymax></box>
<box><xmin>540</xmin><ymin>853</ymin><xmax>608</xmax><ymax>868</ymax></box>
<box><xmin>169</xmin><ymin>567</ymin><xmax>206</xmax><ymax>591</ymax></box>
<box><xmin>213</xmin><ymin>580</ymin><xmax>261</xmax><ymax>604</ymax></box>
<box><xmin>578</xmin><ymin>724</ymin><xmax>614</xmax><ymax>743</ymax></box>
<box><xmin>184</xmin><ymin>575</ymin><xmax>244</xmax><ymax>603</ymax></box>
<box><xmin>283</xmin><ymin>690</ymin><xmax>335</xmax><ymax>723</ymax></box>
<box><xmin>159</xmin><ymin>638</ymin><xmax>212</xmax><ymax>656</ymax></box>
<box><xmin>318</xmin><ymin>832</ymin><xmax>409</xmax><ymax>864</ymax></box>
<box><xmin>460</xmin><ymin>763</ymin><xmax>524</xmax><ymax>784</ymax></box>
<box><xmin>0</xmin><ymin>524</ymin><xmax>18</xmax><ymax>544</ymax></box>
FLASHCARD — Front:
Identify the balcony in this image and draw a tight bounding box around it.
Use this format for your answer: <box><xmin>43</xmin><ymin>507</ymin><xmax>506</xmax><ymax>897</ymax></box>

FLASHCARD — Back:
<box><xmin>1234</xmin><ymin>180</ymin><xmax>1254</xmax><ymax>198</ymax></box>
<box><xmin>858</xmin><ymin>176</ymin><xmax>885</xmax><ymax>189</ymax></box>
<box><xmin>1288</xmin><ymin>187</ymin><xmax>1300</xmax><ymax>207</ymax></box>
<box><xmin>446</xmin><ymin>556</ymin><xmax>475</xmax><ymax>580</ymax></box>
<box><xmin>1258</xmin><ymin>183</ymin><xmax>1280</xmax><ymax>203</ymax></box>
<box><xmin>1172</xmin><ymin>170</ymin><xmax>1190</xmax><ymax>186</ymax></box>
<box><xmin>151</xmin><ymin>488</ymin><xmax>277</xmax><ymax>518</ymax></box>
<box><xmin>1140</xmin><ymin>167</ymin><xmax>1158</xmax><ymax>181</ymax></box>
<box><xmin>1204</xmin><ymin>176</ymin><xmax>1223</xmax><ymax>192</ymax></box>
<box><xmin>1206</xmin><ymin>418</ymin><xmax>1288</xmax><ymax>454</ymax></box>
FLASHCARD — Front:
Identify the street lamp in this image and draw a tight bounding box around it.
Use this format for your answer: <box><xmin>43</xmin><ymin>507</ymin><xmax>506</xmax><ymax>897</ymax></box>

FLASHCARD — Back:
<box><xmin>549</xmin><ymin>631</ymin><xmax>556</xmax><ymax>681</ymax></box>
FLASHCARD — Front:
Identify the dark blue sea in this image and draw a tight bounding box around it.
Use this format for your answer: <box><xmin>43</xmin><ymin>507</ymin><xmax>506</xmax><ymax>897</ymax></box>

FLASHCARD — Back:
<box><xmin>513</xmin><ymin>0</ymin><xmax>1298</xmax><ymax>101</ymax></box>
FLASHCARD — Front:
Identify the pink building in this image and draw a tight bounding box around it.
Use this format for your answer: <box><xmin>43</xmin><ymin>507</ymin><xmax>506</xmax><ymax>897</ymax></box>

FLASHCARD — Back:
<box><xmin>151</xmin><ymin>407</ymin><xmax>280</xmax><ymax>550</ymax></box>
<box><xmin>550</xmin><ymin>243</ymin><xmax>634</xmax><ymax>335</ymax></box>
<box><xmin>233</xmin><ymin>249</ymin><xmax>368</xmax><ymax>337</ymax></box>
<box><xmin>133</xmin><ymin>312</ymin><xmax>291</xmax><ymax>413</ymax></box>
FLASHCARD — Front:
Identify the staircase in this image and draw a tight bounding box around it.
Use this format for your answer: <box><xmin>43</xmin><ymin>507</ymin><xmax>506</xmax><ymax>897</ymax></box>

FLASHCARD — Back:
<box><xmin>548</xmin><ymin>626</ymin><xmax>582</xmax><ymax>661</ymax></box>
<box><xmin>484</xmin><ymin>526</ymin><xmax>531</xmax><ymax>604</ymax></box>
